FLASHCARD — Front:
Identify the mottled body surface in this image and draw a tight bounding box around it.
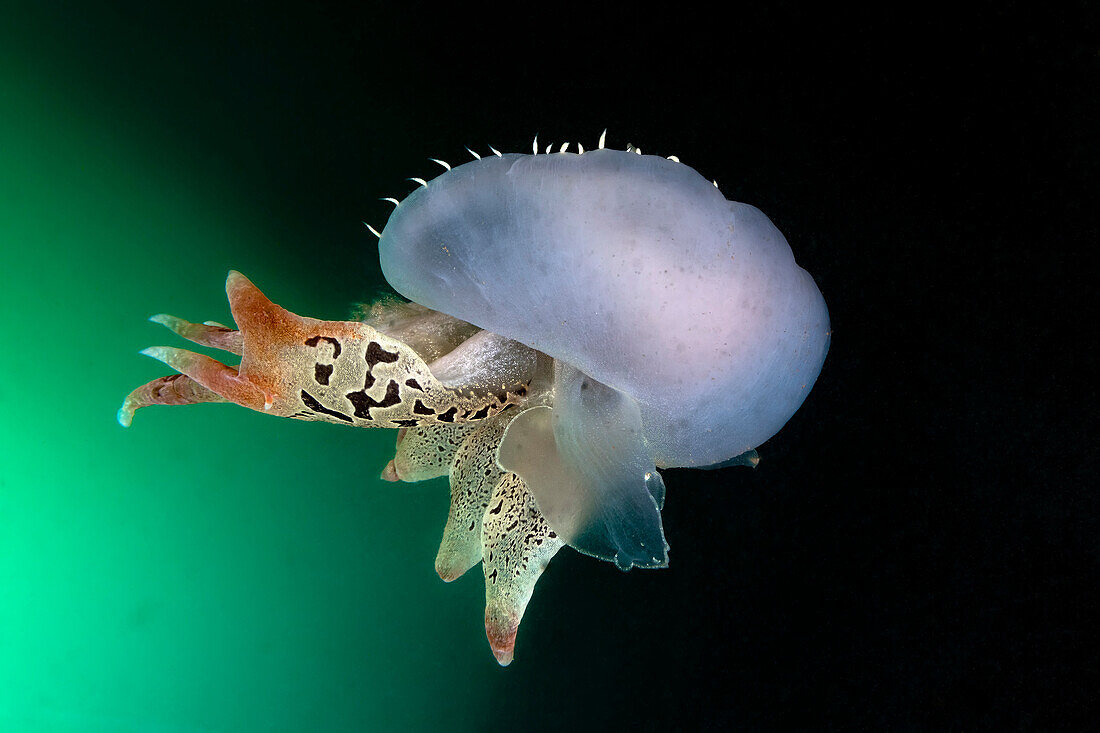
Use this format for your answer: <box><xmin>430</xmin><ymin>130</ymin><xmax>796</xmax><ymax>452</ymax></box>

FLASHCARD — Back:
<box><xmin>379</xmin><ymin>410</ymin><xmax>561</xmax><ymax>662</ymax></box>
<box><xmin>120</xmin><ymin>272</ymin><xmax>533</xmax><ymax>430</ymax></box>
<box><xmin>480</xmin><ymin>471</ymin><xmax>564</xmax><ymax>666</ymax></box>
<box><xmin>383</xmin><ymin>422</ymin><xmax>474</xmax><ymax>483</ymax></box>
<box><xmin>436</xmin><ymin>414</ymin><xmax>515</xmax><ymax>581</ymax></box>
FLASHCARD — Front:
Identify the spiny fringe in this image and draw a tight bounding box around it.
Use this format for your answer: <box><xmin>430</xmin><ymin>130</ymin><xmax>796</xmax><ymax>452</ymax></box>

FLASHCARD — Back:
<box><xmin>364</xmin><ymin>130</ymin><xmax>714</xmax><ymax>237</ymax></box>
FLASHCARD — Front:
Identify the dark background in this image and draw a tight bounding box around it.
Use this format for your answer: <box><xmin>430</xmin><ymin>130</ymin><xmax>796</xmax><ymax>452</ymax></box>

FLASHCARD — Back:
<box><xmin>5</xmin><ymin>1</ymin><xmax>1095</xmax><ymax>730</ymax></box>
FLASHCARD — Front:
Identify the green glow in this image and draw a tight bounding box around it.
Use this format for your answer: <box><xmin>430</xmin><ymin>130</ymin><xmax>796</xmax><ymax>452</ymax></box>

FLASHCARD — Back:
<box><xmin>0</xmin><ymin>13</ymin><xmax>499</xmax><ymax>732</ymax></box>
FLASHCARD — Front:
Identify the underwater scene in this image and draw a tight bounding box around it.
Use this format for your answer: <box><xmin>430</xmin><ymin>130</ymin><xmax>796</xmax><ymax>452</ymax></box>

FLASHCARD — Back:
<box><xmin>0</xmin><ymin>7</ymin><xmax>827</xmax><ymax>730</ymax></box>
<box><xmin>2</xmin><ymin>3</ymin><xmax>1091</xmax><ymax>731</ymax></box>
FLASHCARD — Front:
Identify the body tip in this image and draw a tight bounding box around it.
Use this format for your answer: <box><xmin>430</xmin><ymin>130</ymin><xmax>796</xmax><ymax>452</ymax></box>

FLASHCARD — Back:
<box><xmin>485</xmin><ymin>609</ymin><xmax>519</xmax><ymax>667</ymax></box>
<box><xmin>434</xmin><ymin>556</ymin><xmax>467</xmax><ymax>583</ymax></box>
<box><xmin>380</xmin><ymin>460</ymin><xmax>400</xmax><ymax>482</ymax></box>
<box><xmin>225</xmin><ymin>270</ymin><xmax>251</xmax><ymax>294</ymax></box>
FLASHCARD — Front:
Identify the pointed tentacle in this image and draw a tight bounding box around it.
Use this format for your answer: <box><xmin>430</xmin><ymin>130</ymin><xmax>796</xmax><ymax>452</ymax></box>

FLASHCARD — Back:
<box><xmin>481</xmin><ymin>472</ymin><xmax>565</xmax><ymax>666</ymax></box>
<box><xmin>435</xmin><ymin>413</ymin><xmax>514</xmax><ymax>582</ymax></box>
<box><xmin>140</xmin><ymin>346</ymin><xmax>269</xmax><ymax>410</ymax></box>
<box><xmin>117</xmin><ymin>374</ymin><xmax>228</xmax><ymax>426</ymax></box>
<box><xmin>149</xmin><ymin>314</ymin><xmax>242</xmax><ymax>355</ymax></box>
<box><xmin>120</xmin><ymin>271</ymin><xmax>536</xmax><ymax>429</ymax></box>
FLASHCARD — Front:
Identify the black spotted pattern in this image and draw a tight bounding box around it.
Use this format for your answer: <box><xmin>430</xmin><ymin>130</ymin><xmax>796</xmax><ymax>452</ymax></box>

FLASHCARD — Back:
<box><xmin>304</xmin><ymin>335</ymin><xmax>342</xmax><ymax>359</ymax></box>
<box><xmin>365</xmin><ymin>341</ymin><xmax>399</xmax><ymax>369</ymax></box>
<box><xmin>300</xmin><ymin>390</ymin><xmax>353</xmax><ymax>422</ymax></box>
<box><xmin>346</xmin><ymin>379</ymin><xmax>401</xmax><ymax>420</ymax></box>
<box><xmin>314</xmin><ymin>363</ymin><xmax>334</xmax><ymax>385</ymax></box>
<box><xmin>299</xmin><ymin>334</ymin><xmax>529</xmax><ymax>427</ymax></box>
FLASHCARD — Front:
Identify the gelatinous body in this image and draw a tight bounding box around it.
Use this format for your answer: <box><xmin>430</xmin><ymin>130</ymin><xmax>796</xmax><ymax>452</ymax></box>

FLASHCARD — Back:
<box><xmin>120</xmin><ymin>139</ymin><xmax>829</xmax><ymax>665</ymax></box>
<box><xmin>380</xmin><ymin>150</ymin><xmax>829</xmax><ymax>468</ymax></box>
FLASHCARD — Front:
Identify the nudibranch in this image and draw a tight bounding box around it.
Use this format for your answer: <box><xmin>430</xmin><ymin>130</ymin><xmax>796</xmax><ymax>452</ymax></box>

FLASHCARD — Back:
<box><xmin>119</xmin><ymin>134</ymin><xmax>830</xmax><ymax>665</ymax></box>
